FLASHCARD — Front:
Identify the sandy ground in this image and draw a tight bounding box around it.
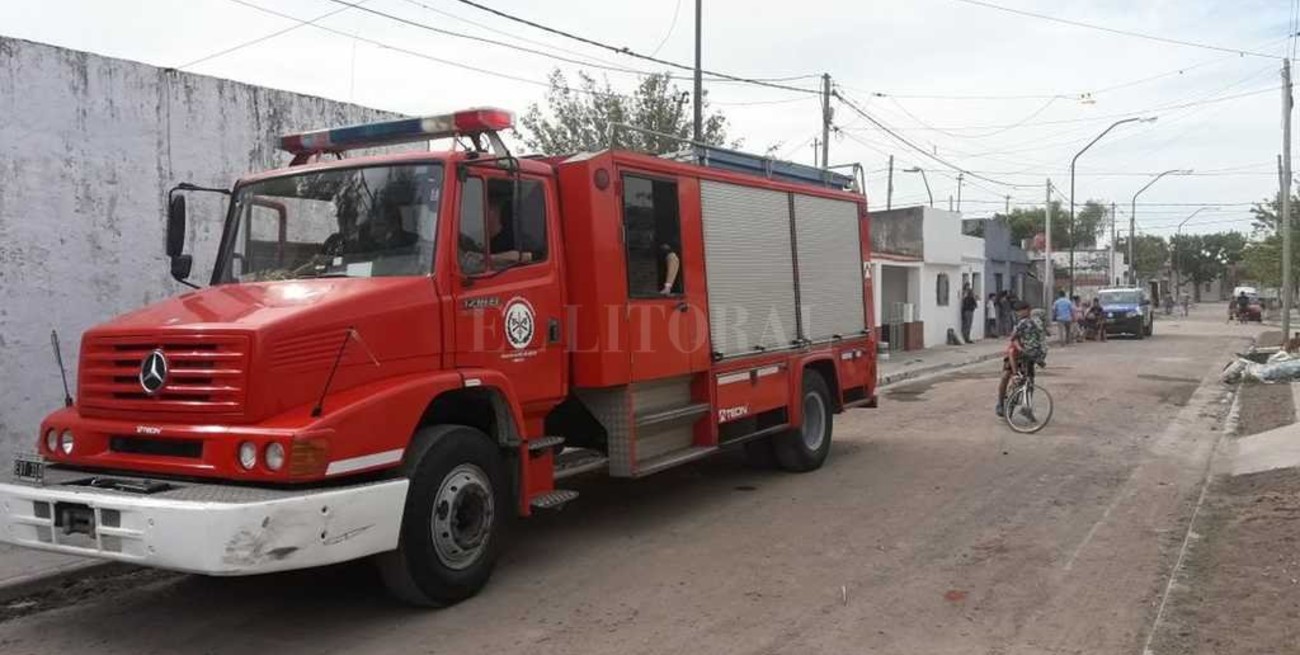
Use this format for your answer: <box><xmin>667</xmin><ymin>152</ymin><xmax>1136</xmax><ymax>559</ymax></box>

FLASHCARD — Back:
<box><xmin>0</xmin><ymin>306</ymin><xmax>1263</xmax><ymax>655</ymax></box>
<box><xmin>1146</xmin><ymin>338</ymin><xmax>1300</xmax><ymax>655</ymax></box>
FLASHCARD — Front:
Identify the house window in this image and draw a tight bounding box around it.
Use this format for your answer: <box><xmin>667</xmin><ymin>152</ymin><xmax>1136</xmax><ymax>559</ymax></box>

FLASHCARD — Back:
<box><xmin>936</xmin><ymin>273</ymin><xmax>950</xmax><ymax>306</ymax></box>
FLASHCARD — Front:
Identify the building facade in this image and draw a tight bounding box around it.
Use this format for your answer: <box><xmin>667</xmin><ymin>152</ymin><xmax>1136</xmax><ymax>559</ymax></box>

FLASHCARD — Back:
<box><xmin>871</xmin><ymin>207</ymin><xmax>985</xmax><ymax>349</ymax></box>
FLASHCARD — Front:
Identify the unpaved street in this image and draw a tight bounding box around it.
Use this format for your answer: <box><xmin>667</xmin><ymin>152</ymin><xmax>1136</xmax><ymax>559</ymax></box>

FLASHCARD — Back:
<box><xmin>0</xmin><ymin>308</ymin><xmax>1261</xmax><ymax>654</ymax></box>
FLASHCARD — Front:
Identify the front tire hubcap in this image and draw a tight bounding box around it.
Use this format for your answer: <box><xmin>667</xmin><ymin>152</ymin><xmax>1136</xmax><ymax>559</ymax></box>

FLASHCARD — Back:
<box><xmin>801</xmin><ymin>391</ymin><xmax>827</xmax><ymax>451</ymax></box>
<box><xmin>431</xmin><ymin>464</ymin><xmax>494</xmax><ymax>570</ymax></box>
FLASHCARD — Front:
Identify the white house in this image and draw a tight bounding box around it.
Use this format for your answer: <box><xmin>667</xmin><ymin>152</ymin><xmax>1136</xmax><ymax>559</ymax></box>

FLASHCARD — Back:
<box><xmin>870</xmin><ymin>207</ymin><xmax>985</xmax><ymax>349</ymax></box>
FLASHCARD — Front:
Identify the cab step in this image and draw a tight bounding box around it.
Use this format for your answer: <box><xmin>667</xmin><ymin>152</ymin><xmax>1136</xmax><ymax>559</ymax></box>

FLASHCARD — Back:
<box><xmin>528</xmin><ymin>435</ymin><xmax>565</xmax><ymax>451</ymax></box>
<box><xmin>554</xmin><ymin>448</ymin><xmax>609</xmax><ymax>480</ymax></box>
<box><xmin>530</xmin><ymin>489</ymin><xmax>579</xmax><ymax>510</ymax></box>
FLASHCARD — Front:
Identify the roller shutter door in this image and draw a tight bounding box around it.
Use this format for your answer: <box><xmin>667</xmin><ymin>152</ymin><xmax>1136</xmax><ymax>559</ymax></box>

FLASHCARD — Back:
<box><xmin>699</xmin><ymin>180</ymin><xmax>798</xmax><ymax>358</ymax></box>
<box><xmin>793</xmin><ymin>194</ymin><xmax>866</xmax><ymax>341</ymax></box>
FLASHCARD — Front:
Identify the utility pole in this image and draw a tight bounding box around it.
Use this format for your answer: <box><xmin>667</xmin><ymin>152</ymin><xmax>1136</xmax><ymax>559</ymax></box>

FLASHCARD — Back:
<box><xmin>1109</xmin><ymin>202</ymin><xmax>1117</xmax><ymax>286</ymax></box>
<box><xmin>1005</xmin><ymin>195</ymin><xmax>1011</xmax><ymax>214</ymax></box>
<box><xmin>949</xmin><ymin>195</ymin><xmax>953</xmax><ymax>212</ymax></box>
<box><xmin>1045</xmin><ymin>179</ymin><xmax>1054</xmax><ymax>306</ymax></box>
<box><xmin>692</xmin><ymin>0</ymin><xmax>703</xmax><ymax>143</ymax></box>
<box><xmin>820</xmin><ymin>73</ymin><xmax>832</xmax><ymax>169</ymax></box>
<box><xmin>956</xmin><ymin>172</ymin><xmax>964</xmax><ymax>212</ymax></box>
<box><xmin>811</xmin><ymin>139</ymin><xmax>820</xmax><ymax>167</ymax></box>
<box><xmin>886</xmin><ymin>155</ymin><xmax>894</xmax><ymax>210</ymax></box>
<box><xmin>1283</xmin><ymin>57</ymin><xmax>1294</xmax><ymax>341</ymax></box>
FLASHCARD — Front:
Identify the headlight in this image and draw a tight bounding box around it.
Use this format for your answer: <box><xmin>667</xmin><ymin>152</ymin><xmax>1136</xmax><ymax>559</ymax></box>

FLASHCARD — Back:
<box><xmin>265</xmin><ymin>443</ymin><xmax>286</xmax><ymax>471</ymax></box>
<box><xmin>238</xmin><ymin>441</ymin><xmax>258</xmax><ymax>470</ymax></box>
<box><xmin>44</xmin><ymin>429</ymin><xmax>58</xmax><ymax>453</ymax></box>
<box><xmin>59</xmin><ymin>430</ymin><xmax>75</xmax><ymax>455</ymax></box>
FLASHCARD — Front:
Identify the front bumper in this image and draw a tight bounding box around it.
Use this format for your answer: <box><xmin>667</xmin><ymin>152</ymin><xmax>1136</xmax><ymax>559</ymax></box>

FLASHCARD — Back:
<box><xmin>0</xmin><ymin>467</ymin><xmax>407</xmax><ymax>576</ymax></box>
<box><xmin>1104</xmin><ymin>316</ymin><xmax>1143</xmax><ymax>334</ymax></box>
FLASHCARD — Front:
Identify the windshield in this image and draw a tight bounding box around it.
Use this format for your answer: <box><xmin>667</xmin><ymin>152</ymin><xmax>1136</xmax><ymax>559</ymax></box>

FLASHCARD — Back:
<box><xmin>1098</xmin><ymin>290</ymin><xmax>1140</xmax><ymax>305</ymax></box>
<box><xmin>218</xmin><ymin>163</ymin><xmax>442</xmax><ymax>282</ymax></box>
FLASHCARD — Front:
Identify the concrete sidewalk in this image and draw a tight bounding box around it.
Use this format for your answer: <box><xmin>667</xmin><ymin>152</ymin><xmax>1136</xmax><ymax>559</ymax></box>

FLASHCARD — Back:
<box><xmin>1228</xmin><ymin>383</ymin><xmax>1300</xmax><ymax>477</ymax></box>
<box><xmin>878</xmin><ymin>338</ymin><xmax>1006</xmax><ymax>387</ymax></box>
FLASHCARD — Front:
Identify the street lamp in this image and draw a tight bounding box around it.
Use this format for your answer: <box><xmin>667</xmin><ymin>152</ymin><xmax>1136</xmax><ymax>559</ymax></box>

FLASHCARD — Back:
<box><xmin>1130</xmin><ymin>168</ymin><xmax>1193</xmax><ymax>285</ymax></box>
<box><xmin>903</xmin><ymin>167</ymin><xmax>933</xmax><ymax>207</ymax></box>
<box><xmin>1174</xmin><ymin>207</ymin><xmax>1211</xmax><ymax>294</ymax></box>
<box><xmin>1069</xmin><ymin>115</ymin><xmax>1158</xmax><ymax>295</ymax></box>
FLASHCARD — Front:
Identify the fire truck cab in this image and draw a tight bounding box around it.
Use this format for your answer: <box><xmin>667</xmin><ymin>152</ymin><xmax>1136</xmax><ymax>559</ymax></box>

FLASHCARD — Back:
<box><xmin>0</xmin><ymin>108</ymin><xmax>876</xmax><ymax>606</ymax></box>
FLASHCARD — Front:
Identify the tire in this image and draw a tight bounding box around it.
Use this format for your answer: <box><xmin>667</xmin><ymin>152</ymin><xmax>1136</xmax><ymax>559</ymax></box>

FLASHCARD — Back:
<box><xmin>773</xmin><ymin>371</ymin><xmax>833</xmax><ymax>472</ymax></box>
<box><xmin>1134</xmin><ymin>319</ymin><xmax>1145</xmax><ymax>339</ymax></box>
<box><xmin>1004</xmin><ymin>382</ymin><xmax>1054</xmax><ymax>434</ymax></box>
<box><xmin>377</xmin><ymin>425</ymin><xmax>509</xmax><ymax>607</ymax></box>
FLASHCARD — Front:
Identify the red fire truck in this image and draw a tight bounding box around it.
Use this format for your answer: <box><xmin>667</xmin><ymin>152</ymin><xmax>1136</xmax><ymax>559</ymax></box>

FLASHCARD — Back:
<box><xmin>1</xmin><ymin>108</ymin><xmax>876</xmax><ymax>606</ymax></box>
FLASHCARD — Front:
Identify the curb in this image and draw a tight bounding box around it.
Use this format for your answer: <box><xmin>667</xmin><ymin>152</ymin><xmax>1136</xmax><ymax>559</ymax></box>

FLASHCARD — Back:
<box><xmin>0</xmin><ymin>558</ymin><xmax>128</xmax><ymax>605</ymax></box>
<box><xmin>878</xmin><ymin>351</ymin><xmax>1003</xmax><ymax>388</ymax></box>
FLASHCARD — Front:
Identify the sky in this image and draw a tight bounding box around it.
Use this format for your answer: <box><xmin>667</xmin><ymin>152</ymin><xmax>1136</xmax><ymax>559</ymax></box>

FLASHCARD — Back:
<box><xmin>0</xmin><ymin>0</ymin><xmax>1294</xmax><ymax>239</ymax></box>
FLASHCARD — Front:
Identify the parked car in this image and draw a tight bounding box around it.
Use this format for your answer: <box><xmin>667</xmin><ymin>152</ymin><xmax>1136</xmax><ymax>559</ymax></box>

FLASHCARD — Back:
<box><xmin>1098</xmin><ymin>287</ymin><xmax>1154</xmax><ymax>338</ymax></box>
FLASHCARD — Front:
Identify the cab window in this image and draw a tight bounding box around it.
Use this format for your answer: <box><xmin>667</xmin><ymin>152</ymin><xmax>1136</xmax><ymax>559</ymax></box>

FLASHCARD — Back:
<box><xmin>458</xmin><ymin>176</ymin><xmax>548</xmax><ymax>275</ymax></box>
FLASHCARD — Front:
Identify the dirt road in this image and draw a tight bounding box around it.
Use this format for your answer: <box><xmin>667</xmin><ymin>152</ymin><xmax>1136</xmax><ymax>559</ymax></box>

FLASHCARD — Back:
<box><xmin>0</xmin><ymin>308</ymin><xmax>1262</xmax><ymax>655</ymax></box>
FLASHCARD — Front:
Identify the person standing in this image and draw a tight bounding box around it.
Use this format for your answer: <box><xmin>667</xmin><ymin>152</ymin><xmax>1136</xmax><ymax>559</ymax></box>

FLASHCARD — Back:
<box><xmin>1052</xmin><ymin>290</ymin><xmax>1073</xmax><ymax>347</ymax></box>
<box><xmin>999</xmin><ymin>292</ymin><xmax>1013</xmax><ymax>336</ymax></box>
<box><xmin>960</xmin><ymin>287</ymin><xmax>977</xmax><ymax>344</ymax></box>
<box><xmin>985</xmin><ymin>292</ymin><xmax>998</xmax><ymax>338</ymax></box>
<box><xmin>1180</xmin><ymin>293</ymin><xmax>1190</xmax><ymax>317</ymax></box>
<box><xmin>1070</xmin><ymin>295</ymin><xmax>1084</xmax><ymax>344</ymax></box>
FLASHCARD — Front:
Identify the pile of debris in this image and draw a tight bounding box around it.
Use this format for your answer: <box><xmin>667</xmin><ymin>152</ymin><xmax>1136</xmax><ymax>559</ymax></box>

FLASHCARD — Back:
<box><xmin>1222</xmin><ymin>346</ymin><xmax>1300</xmax><ymax>384</ymax></box>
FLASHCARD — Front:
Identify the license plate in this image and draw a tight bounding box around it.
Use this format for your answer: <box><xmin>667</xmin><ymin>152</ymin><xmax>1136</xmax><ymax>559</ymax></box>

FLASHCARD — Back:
<box><xmin>13</xmin><ymin>454</ymin><xmax>45</xmax><ymax>484</ymax></box>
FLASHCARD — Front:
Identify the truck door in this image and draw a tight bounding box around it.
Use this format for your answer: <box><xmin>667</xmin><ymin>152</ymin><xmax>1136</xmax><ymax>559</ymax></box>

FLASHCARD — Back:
<box><xmin>620</xmin><ymin>172</ymin><xmax>708</xmax><ymax>381</ymax></box>
<box><xmin>453</xmin><ymin>172</ymin><xmax>565</xmax><ymax>409</ymax></box>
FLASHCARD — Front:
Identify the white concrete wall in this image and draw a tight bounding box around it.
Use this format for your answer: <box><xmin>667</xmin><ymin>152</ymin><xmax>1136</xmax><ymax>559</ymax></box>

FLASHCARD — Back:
<box><xmin>921</xmin><ymin>207</ymin><xmax>964</xmax><ymax>266</ymax></box>
<box><xmin>921</xmin><ymin>262</ymin><xmax>962</xmax><ymax>348</ymax></box>
<box><xmin>0</xmin><ymin>37</ymin><xmax>402</xmax><ymax>462</ymax></box>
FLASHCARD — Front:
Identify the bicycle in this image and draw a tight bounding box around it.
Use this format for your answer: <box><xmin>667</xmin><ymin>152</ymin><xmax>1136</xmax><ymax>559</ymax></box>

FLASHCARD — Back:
<box><xmin>1003</xmin><ymin>347</ymin><xmax>1054</xmax><ymax>433</ymax></box>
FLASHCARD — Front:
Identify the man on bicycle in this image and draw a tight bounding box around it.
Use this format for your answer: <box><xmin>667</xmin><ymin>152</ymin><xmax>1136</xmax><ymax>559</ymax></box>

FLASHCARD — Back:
<box><xmin>997</xmin><ymin>300</ymin><xmax>1047</xmax><ymax>417</ymax></box>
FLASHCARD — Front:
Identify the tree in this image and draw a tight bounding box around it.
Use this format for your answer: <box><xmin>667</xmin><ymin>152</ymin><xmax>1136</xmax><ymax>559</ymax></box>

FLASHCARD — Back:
<box><xmin>1249</xmin><ymin>192</ymin><xmax>1300</xmax><ymax>235</ymax></box>
<box><xmin>1115</xmin><ymin>234</ymin><xmax>1169</xmax><ymax>279</ymax></box>
<box><xmin>994</xmin><ymin>199</ymin><xmax>1109</xmax><ymax>250</ymax></box>
<box><xmin>518</xmin><ymin>69</ymin><xmax>733</xmax><ymax>155</ymax></box>
<box><xmin>1170</xmin><ymin>231</ymin><xmax>1246</xmax><ymax>300</ymax></box>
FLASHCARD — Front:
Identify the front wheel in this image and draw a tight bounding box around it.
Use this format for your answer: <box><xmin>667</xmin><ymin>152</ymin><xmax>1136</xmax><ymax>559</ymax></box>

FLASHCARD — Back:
<box><xmin>377</xmin><ymin>425</ymin><xmax>509</xmax><ymax>607</ymax></box>
<box><xmin>773</xmin><ymin>371</ymin><xmax>833</xmax><ymax>472</ymax></box>
<box><xmin>1005</xmin><ymin>381</ymin><xmax>1054</xmax><ymax>434</ymax></box>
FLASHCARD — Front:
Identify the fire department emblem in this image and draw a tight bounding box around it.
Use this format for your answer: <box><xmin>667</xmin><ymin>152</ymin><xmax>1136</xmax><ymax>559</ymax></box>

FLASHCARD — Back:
<box><xmin>503</xmin><ymin>298</ymin><xmax>535</xmax><ymax>350</ymax></box>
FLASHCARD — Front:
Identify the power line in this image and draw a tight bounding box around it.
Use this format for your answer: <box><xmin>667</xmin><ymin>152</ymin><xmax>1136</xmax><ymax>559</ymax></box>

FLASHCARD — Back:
<box><xmin>452</xmin><ymin>0</ymin><xmax>821</xmax><ymax>94</ymax></box>
<box><xmin>391</xmin><ymin>0</ymin><xmax>668</xmax><ymax>75</ymax></box>
<box><xmin>833</xmin><ymin>90</ymin><xmax>1031</xmax><ymax>188</ymax></box>
<box><xmin>225</xmin><ymin>0</ymin><xmax>632</xmax><ymax>99</ymax></box>
<box><xmin>841</xmin><ymin>84</ymin><xmax>1278</xmax><ymax>132</ymax></box>
<box><xmin>952</xmin><ymin>0</ymin><xmax>1281</xmax><ymax>60</ymax></box>
<box><xmin>648</xmin><ymin>0</ymin><xmax>683</xmax><ymax>57</ymax></box>
<box><xmin>178</xmin><ymin>0</ymin><xmax>365</xmax><ymax>70</ymax></box>
<box><xmin>327</xmin><ymin>0</ymin><xmax>667</xmax><ymax>78</ymax></box>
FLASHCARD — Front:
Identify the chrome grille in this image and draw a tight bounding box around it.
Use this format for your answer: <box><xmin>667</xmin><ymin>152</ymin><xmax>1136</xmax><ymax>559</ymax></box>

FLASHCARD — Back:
<box><xmin>80</xmin><ymin>334</ymin><xmax>249</xmax><ymax>414</ymax></box>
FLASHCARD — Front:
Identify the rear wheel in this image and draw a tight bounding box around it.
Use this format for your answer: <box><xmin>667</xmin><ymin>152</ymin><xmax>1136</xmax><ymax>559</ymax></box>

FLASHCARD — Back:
<box><xmin>773</xmin><ymin>371</ymin><xmax>833</xmax><ymax>472</ymax></box>
<box><xmin>377</xmin><ymin>425</ymin><xmax>508</xmax><ymax>607</ymax></box>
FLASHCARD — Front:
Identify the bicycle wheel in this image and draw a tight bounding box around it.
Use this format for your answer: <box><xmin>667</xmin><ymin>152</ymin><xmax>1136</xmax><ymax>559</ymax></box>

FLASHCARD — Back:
<box><xmin>1004</xmin><ymin>381</ymin><xmax>1054</xmax><ymax>433</ymax></box>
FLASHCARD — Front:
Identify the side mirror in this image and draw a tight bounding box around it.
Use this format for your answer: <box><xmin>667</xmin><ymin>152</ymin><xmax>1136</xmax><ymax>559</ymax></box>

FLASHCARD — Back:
<box><xmin>170</xmin><ymin>254</ymin><xmax>193</xmax><ymax>281</ymax></box>
<box><xmin>166</xmin><ymin>195</ymin><xmax>187</xmax><ymax>258</ymax></box>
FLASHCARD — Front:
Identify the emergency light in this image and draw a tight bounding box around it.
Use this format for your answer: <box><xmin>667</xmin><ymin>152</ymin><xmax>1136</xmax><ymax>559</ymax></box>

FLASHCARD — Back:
<box><xmin>279</xmin><ymin>107</ymin><xmax>514</xmax><ymax>155</ymax></box>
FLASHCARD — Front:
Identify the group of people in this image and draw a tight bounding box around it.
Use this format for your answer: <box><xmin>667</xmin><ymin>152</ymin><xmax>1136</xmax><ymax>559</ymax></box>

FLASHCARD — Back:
<box><xmin>960</xmin><ymin>289</ymin><xmax>1025</xmax><ymax>343</ymax></box>
<box><xmin>1050</xmin><ymin>290</ymin><xmax>1108</xmax><ymax>345</ymax></box>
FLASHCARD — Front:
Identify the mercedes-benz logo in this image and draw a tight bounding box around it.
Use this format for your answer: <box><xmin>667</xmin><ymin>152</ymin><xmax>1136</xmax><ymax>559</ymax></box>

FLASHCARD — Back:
<box><xmin>139</xmin><ymin>349</ymin><xmax>168</xmax><ymax>395</ymax></box>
